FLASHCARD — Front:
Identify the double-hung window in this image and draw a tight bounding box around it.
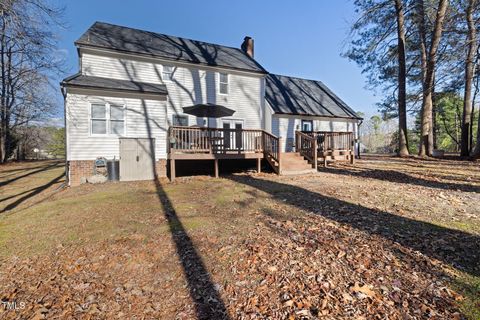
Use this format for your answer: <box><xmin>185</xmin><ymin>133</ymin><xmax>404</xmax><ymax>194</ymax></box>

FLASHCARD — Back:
<box><xmin>219</xmin><ymin>72</ymin><xmax>229</xmax><ymax>95</ymax></box>
<box><xmin>91</xmin><ymin>104</ymin><xmax>107</xmax><ymax>135</ymax></box>
<box><xmin>163</xmin><ymin>65</ymin><xmax>174</xmax><ymax>81</ymax></box>
<box><xmin>110</xmin><ymin>105</ymin><xmax>125</xmax><ymax>135</ymax></box>
<box><xmin>90</xmin><ymin>103</ymin><xmax>125</xmax><ymax>136</ymax></box>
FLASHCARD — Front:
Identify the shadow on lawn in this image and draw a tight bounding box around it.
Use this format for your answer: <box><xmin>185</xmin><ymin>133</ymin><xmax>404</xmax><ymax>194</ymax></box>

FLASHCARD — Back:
<box><xmin>0</xmin><ymin>161</ymin><xmax>62</xmax><ymax>188</ymax></box>
<box><xmin>153</xmin><ymin>179</ymin><xmax>229</xmax><ymax>319</ymax></box>
<box><xmin>1</xmin><ymin>172</ymin><xmax>65</xmax><ymax>213</ymax></box>
<box><xmin>228</xmin><ymin>175</ymin><xmax>480</xmax><ymax>277</ymax></box>
<box><xmin>320</xmin><ymin>166</ymin><xmax>480</xmax><ymax>193</ymax></box>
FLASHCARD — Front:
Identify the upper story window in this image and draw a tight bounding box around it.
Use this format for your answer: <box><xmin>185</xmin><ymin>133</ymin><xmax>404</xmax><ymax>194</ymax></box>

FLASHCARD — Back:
<box><xmin>90</xmin><ymin>103</ymin><xmax>125</xmax><ymax>136</ymax></box>
<box><xmin>219</xmin><ymin>72</ymin><xmax>229</xmax><ymax>95</ymax></box>
<box><xmin>162</xmin><ymin>65</ymin><xmax>174</xmax><ymax>81</ymax></box>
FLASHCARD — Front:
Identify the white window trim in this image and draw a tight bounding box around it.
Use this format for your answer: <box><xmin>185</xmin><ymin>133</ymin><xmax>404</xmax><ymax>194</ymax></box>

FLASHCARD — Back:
<box><xmin>89</xmin><ymin>102</ymin><xmax>127</xmax><ymax>137</ymax></box>
<box><xmin>218</xmin><ymin>72</ymin><xmax>229</xmax><ymax>95</ymax></box>
<box><xmin>162</xmin><ymin>65</ymin><xmax>174</xmax><ymax>82</ymax></box>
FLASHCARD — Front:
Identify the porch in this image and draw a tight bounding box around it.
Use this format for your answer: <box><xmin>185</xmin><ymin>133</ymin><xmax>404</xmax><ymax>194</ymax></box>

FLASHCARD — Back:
<box><xmin>167</xmin><ymin>126</ymin><xmax>355</xmax><ymax>180</ymax></box>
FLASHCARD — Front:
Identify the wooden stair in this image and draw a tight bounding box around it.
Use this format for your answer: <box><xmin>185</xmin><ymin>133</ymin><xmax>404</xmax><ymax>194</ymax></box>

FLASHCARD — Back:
<box><xmin>279</xmin><ymin>152</ymin><xmax>317</xmax><ymax>175</ymax></box>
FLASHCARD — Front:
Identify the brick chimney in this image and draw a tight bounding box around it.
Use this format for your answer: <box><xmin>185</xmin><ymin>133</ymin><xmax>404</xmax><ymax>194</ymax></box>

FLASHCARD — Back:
<box><xmin>241</xmin><ymin>36</ymin><xmax>254</xmax><ymax>58</ymax></box>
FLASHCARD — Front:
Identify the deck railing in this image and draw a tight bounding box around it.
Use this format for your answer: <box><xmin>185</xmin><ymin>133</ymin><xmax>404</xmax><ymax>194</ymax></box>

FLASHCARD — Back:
<box><xmin>302</xmin><ymin>131</ymin><xmax>354</xmax><ymax>152</ymax></box>
<box><xmin>263</xmin><ymin>131</ymin><xmax>281</xmax><ymax>173</ymax></box>
<box><xmin>315</xmin><ymin>131</ymin><xmax>354</xmax><ymax>152</ymax></box>
<box><xmin>168</xmin><ymin>126</ymin><xmax>264</xmax><ymax>154</ymax></box>
<box><xmin>296</xmin><ymin>131</ymin><xmax>355</xmax><ymax>166</ymax></box>
<box><xmin>168</xmin><ymin>126</ymin><xmax>281</xmax><ymax>173</ymax></box>
<box><xmin>168</xmin><ymin>127</ymin><xmax>353</xmax><ymax>173</ymax></box>
<box><xmin>295</xmin><ymin>131</ymin><xmax>317</xmax><ymax>169</ymax></box>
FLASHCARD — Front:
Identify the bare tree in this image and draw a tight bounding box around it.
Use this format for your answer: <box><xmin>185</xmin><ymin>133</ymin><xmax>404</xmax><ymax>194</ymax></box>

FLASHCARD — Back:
<box><xmin>0</xmin><ymin>0</ymin><xmax>64</xmax><ymax>162</ymax></box>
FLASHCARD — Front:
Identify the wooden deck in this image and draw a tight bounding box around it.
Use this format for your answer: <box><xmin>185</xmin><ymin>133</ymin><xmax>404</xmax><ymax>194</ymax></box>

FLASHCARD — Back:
<box><xmin>168</xmin><ymin>126</ymin><xmax>281</xmax><ymax>180</ymax></box>
<box><xmin>167</xmin><ymin>126</ymin><xmax>355</xmax><ymax>180</ymax></box>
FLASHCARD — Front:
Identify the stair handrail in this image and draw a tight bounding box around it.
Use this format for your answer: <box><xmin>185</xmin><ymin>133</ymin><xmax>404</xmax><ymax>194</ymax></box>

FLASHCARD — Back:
<box><xmin>295</xmin><ymin>131</ymin><xmax>317</xmax><ymax>169</ymax></box>
<box><xmin>262</xmin><ymin>130</ymin><xmax>281</xmax><ymax>174</ymax></box>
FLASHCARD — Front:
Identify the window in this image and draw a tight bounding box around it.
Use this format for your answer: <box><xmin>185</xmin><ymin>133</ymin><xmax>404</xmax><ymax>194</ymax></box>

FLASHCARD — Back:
<box><xmin>91</xmin><ymin>104</ymin><xmax>107</xmax><ymax>134</ymax></box>
<box><xmin>90</xmin><ymin>103</ymin><xmax>125</xmax><ymax>135</ymax></box>
<box><xmin>301</xmin><ymin>120</ymin><xmax>313</xmax><ymax>132</ymax></box>
<box><xmin>172</xmin><ymin>115</ymin><xmax>188</xmax><ymax>126</ymax></box>
<box><xmin>110</xmin><ymin>105</ymin><xmax>125</xmax><ymax>135</ymax></box>
<box><xmin>163</xmin><ymin>65</ymin><xmax>174</xmax><ymax>81</ymax></box>
<box><xmin>219</xmin><ymin>72</ymin><xmax>229</xmax><ymax>95</ymax></box>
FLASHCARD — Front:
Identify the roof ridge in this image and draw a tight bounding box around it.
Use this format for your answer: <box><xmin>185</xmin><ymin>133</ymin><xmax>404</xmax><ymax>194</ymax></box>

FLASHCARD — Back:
<box><xmin>269</xmin><ymin>72</ymin><xmax>329</xmax><ymax>85</ymax></box>
<box><xmin>76</xmin><ymin>21</ymin><xmax>267</xmax><ymax>73</ymax></box>
<box><xmin>88</xmin><ymin>21</ymin><xmax>247</xmax><ymax>54</ymax></box>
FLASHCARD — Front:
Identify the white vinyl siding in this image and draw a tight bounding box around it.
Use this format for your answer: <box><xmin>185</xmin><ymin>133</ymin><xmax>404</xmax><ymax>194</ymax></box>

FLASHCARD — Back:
<box><xmin>67</xmin><ymin>49</ymin><xmax>266</xmax><ymax>162</ymax></box>
<box><xmin>80</xmin><ymin>50</ymin><xmax>264</xmax><ymax>130</ymax></box>
<box><xmin>66</xmin><ymin>92</ymin><xmax>167</xmax><ymax>160</ymax></box>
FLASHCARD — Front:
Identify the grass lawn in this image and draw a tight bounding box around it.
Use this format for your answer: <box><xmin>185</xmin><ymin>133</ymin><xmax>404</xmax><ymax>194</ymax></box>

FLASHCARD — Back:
<box><xmin>0</xmin><ymin>157</ymin><xmax>479</xmax><ymax>319</ymax></box>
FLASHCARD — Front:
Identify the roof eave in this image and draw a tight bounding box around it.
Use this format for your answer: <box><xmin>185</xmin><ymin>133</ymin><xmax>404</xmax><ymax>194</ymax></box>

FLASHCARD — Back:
<box><xmin>272</xmin><ymin>111</ymin><xmax>363</xmax><ymax>120</ymax></box>
<box><xmin>61</xmin><ymin>83</ymin><xmax>168</xmax><ymax>96</ymax></box>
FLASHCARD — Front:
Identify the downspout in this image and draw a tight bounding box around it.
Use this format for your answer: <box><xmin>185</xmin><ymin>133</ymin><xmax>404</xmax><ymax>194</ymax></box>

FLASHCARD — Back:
<box><xmin>357</xmin><ymin>119</ymin><xmax>363</xmax><ymax>159</ymax></box>
<box><xmin>60</xmin><ymin>84</ymin><xmax>69</xmax><ymax>186</ymax></box>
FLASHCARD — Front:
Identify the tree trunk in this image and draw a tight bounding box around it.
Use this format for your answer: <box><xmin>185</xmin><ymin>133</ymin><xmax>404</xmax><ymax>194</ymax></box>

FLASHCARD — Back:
<box><xmin>394</xmin><ymin>0</ymin><xmax>410</xmax><ymax>156</ymax></box>
<box><xmin>433</xmin><ymin>82</ymin><xmax>438</xmax><ymax>150</ymax></box>
<box><xmin>419</xmin><ymin>0</ymin><xmax>449</xmax><ymax>157</ymax></box>
<box><xmin>462</xmin><ymin>0</ymin><xmax>477</xmax><ymax>156</ymax></box>
<box><xmin>473</xmin><ymin>113</ymin><xmax>480</xmax><ymax>157</ymax></box>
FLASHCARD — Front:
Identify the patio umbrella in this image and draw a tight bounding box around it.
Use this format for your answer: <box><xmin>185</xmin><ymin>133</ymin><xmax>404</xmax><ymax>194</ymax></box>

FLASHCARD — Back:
<box><xmin>183</xmin><ymin>103</ymin><xmax>235</xmax><ymax>128</ymax></box>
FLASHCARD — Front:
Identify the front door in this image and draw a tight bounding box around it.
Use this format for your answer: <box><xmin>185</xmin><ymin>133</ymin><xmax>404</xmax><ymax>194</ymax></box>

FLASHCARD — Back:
<box><xmin>302</xmin><ymin>120</ymin><xmax>313</xmax><ymax>132</ymax></box>
<box><xmin>119</xmin><ymin>138</ymin><xmax>155</xmax><ymax>181</ymax></box>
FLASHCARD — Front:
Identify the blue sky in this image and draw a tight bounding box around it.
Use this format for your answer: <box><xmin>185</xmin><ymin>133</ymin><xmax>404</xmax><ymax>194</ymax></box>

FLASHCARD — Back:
<box><xmin>57</xmin><ymin>0</ymin><xmax>379</xmax><ymax>116</ymax></box>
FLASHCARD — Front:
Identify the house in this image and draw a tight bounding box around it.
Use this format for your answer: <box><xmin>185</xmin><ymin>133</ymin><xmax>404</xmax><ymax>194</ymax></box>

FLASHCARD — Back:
<box><xmin>61</xmin><ymin>22</ymin><xmax>362</xmax><ymax>185</ymax></box>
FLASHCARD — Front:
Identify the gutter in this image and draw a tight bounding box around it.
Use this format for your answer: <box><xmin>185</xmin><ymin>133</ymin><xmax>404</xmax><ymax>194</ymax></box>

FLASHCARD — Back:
<box><xmin>273</xmin><ymin>112</ymin><xmax>364</xmax><ymax>121</ymax></box>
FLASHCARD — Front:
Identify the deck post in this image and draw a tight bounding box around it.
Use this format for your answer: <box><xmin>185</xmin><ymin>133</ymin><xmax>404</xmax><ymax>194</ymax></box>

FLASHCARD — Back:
<box><xmin>313</xmin><ymin>136</ymin><xmax>318</xmax><ymax>170</ymax></box>
<box><xmin>350</xmin><ymin>139</ymin><xmax>355</xmax><ymax>164</ymax></box>
<box><xmin>257</xmin><ymin>157</ymin><xmax>261</xmax><ymax>173</ymax></box>
<box><xmin>214</xmin><ymin>158</ymin><xmax>219</xmax><ymax>178</ymax></box>
<box><xmin>324</xmin><ymin>156</ymin><xmax>328</xmax><ymax>168</ymax></box>
<box><xmin>277</xmin><ymin>137</ymin><xmax>283</xmax><ymax>175</ymax></box>
<box><xmin>170</xmin><ymin>159</ymin><xmax>176</xmax><ymax>181</ymax></box>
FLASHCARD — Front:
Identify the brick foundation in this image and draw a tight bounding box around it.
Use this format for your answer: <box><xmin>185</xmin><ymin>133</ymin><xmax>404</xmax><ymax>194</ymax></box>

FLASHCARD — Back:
<box><xmin>155</xmin><ymin>159</ymin><xmax>168</xmax><ymax>178</ymax></box>
<box><xmin>68</xmin><ymin>160</ymin><xmax>95</xmax><ymax>186</ymax></box>
<box><xmin>68</xmin><ymin>159</ymin><xmax>168</xmax><ymax>186</ymax></box>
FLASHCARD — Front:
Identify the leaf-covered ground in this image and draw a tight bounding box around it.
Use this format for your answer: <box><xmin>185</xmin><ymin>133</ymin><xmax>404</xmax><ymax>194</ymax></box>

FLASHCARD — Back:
<box><xmin>0</xmin><ymin>157</ymin><xmax>478</xmax><ymax>319</ymax></box>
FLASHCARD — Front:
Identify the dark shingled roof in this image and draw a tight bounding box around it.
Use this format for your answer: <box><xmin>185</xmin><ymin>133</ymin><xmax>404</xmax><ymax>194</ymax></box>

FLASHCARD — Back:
<box><xmin>76</xmin><ymin>22</ymin><xmax>266</xmax><ymax>74</ymax></box>
<box><xmin>266</xmin><ymin>73</ymin><xmax>362</xmax><ymax>119</ymax></box>
<box><xmin>61</xmin><ymin>74</ymin><xmax>167</xmax><ymax>95</ymax></box>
